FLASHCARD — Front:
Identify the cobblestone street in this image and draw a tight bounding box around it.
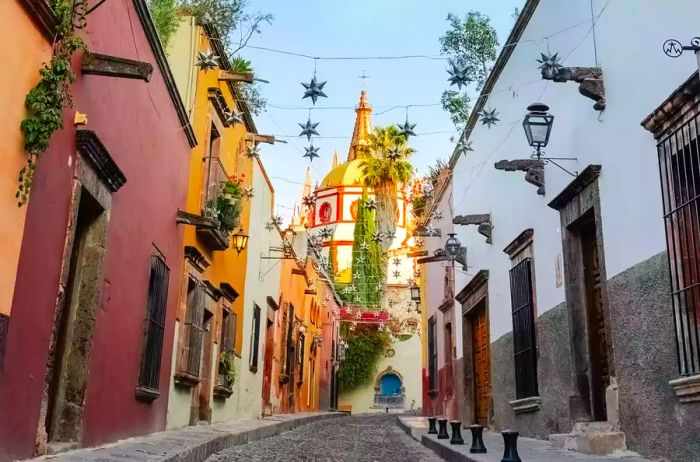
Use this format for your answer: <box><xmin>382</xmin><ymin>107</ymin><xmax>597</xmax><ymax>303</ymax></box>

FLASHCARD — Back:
<box><xmin>205</xmin><ymin>414</ymin><xmax>445</xmax><ymax>462</ymax></box>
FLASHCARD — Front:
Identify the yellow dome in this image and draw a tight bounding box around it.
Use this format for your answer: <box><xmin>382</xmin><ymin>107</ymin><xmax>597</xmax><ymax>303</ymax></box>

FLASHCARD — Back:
<box><xmin>320</xmin><ymin>159</ymin><xmax>365</xmax><ymax>188</ymax></box>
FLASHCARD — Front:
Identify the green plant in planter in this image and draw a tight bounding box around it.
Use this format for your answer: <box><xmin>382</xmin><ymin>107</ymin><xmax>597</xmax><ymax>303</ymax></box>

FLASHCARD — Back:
<box><xmin>220</xmin><ymin>350</ymin><xmax>238</xmax><ymax>386</ymax></box>
<box><xmin>207</xmin><ymin>176</ymin><xmax>245</xmax><ymax>233</ymax></box>
<box><xmin>231</xmin><ymin>56</ymin><xmax>253</xmax><ymax>73</ymax></box>
<box><xmin>337</xmin><ymin>324</ymin><xmax>391</xmax><ymax>392</ymax></box>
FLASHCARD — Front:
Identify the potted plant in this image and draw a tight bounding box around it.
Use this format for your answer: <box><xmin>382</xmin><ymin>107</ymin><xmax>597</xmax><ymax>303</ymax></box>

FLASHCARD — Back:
<box><xmin>214</xmin><ymin>351</ymin><xmax>237</xmax><ymax>399</ymax></box>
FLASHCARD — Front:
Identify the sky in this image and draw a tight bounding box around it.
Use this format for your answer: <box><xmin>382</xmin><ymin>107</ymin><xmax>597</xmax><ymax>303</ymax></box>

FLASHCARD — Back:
<box><xmin>239</xmin><ymin>0</ymin><xmax>524</xmax><ymax>223</ymax></box>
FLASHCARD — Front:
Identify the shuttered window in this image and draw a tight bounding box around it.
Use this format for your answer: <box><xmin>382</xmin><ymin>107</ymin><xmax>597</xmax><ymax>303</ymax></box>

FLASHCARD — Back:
<box><xmin>297</xmin><ymin>333</ymin><xmax>305</xmax><ymax>385</ymax></box>
<box><xmin>221</xmin><ymin>308</ymin><xmax>236</xmax><ymax>353</ymax></box>
<box><xmin>249</xmin><ymin>304</ymin><xmax>261</xmax><ymax>372</ymax></box>
<box><xmin>428</xmin><ymin>316</ymin><xmax>438</xmax><ymax>391</ymax></box>
<box><xmin>509</xmin><ymin>258</ymin><xmax>538</xmax><ymax>399</ymax></box>
<box><xmin>183</xmin><ymin>278</ymin><xmax>206</xmax><ymax>377</ymax></box>
<box><xmin>138</xmin><ymin>256</ymin><xmax>170</xmax><ymax>393</ymax></box>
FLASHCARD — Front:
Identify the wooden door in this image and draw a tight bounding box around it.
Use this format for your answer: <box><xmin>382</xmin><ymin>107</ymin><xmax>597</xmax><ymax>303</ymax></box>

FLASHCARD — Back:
<box><xmin>581</xmin><ymin>219</ymin><xmax>609</xmax><ymax>421</ymax></box>
<box><xmin>472</xmin><ymin>306</ymin><xmax>490</xmax><ymax>426</ymax></box>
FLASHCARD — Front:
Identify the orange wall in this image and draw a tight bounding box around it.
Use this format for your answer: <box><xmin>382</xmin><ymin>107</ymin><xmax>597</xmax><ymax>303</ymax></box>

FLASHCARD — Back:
<box><xmin>0</xmin><ymin>2</ymin><xmax>52</xmax><ymax>315</ymax></box>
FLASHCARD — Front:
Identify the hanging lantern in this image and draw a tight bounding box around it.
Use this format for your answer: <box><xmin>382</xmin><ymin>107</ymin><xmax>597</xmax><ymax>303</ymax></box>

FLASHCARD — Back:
<box><xmin>232</xmin><ymin>227</ymin><xmax>249</xmax><ymax>254</ymax></box>
<box><xmin>523</xmin><ymin>103</ymin><xmax>554</xmax><ymax>158</ymax></box>
<box><xmin>410</xmin><ymin>283</ymin><xmax>421</xmax><ymax>302</ymax></box>
<box><xmin>444</xmin><ymin>233</ymin><xmax>462</xmax><ymax>260</ymax></box>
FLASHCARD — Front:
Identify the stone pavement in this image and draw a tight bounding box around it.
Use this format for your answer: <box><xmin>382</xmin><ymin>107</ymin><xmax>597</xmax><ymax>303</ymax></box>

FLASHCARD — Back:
<box><xmin>206</xmin><ymin>413</ymin><xmax>446</xmax><ymax>462</ymax></box>
<box><xmin>35</xmin><ymin>412</ymin><xmax>343</xmax><ymax>462</ymax></box>
<box><xmin>397</xmin><ymin>416</ymin><xmax>653</xmax><ymax>462</ymax></box>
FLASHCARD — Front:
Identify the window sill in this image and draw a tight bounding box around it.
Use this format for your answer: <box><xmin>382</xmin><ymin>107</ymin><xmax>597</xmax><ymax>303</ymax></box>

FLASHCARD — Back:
<box><xmin>174</xmin><ymin>371</ymin><xmax>200</xmax><ymax>388</ymax></box>
<box><xmin>669</xmin><ymin>374</ymin><xmax>700</xmax><ymax>403</ymax></box>
<box><xmin>135</xmin><ymin>386</ymin><xmax>160</xmax><ymax>402</ymax></box>
<box><xmin>509</xmin><ymin>396</ymin><xmax>541</xmax><ymax>414</ymax></box>
<box><xmin>213</xmin><ymin>384</ymin><xmax>234</xmax><ymax>399</ymax></box>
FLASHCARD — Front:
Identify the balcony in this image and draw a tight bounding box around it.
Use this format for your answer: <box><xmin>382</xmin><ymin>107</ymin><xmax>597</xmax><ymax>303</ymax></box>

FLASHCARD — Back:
<box><xmin>373</xmin><ymin>394</ymin><xmax>405</xmax><ymax>409</ymax></box>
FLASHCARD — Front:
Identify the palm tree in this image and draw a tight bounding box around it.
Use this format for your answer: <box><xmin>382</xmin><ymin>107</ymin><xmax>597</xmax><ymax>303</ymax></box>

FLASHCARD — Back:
<box><xmin>361</xmin><ymin>126</ymin><xmax>414</xmax><ymax>254</ymax></box>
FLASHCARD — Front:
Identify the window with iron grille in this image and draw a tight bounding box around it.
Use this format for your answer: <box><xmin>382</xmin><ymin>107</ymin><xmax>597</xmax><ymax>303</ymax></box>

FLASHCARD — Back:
<box><xmin>249</xmin><ymin>304</ymin><xmax>261</xmax><ymax>372</ymax></box>
<box><xmin>137</xmin><ymin>256</ymin><xmax>170</xmax><ymax>395</ymax></box>
<box><xmin>221</xmin><ymin>307</ymin><xmax>237</xmax><ymax>353</ymax></box>
<box><xmin>657</xmin><ymin>111</ymin><xmax>700</xmax><ymax>376</ymax></box>
<box><xmin>284</xmin><ymin>304</ymin><xmax>295</xmax><ymax>376</ymax></box>
<box><xmin>297</xmin><ymin>334</ymin><xmax>305</xmax><ymax>385</ymax></box>
<box><xmin>428</xmin><ymin>316</ymin><xmax>438</xmax><ymax>392</ymax></box>
<box><xmin>182</xmin><ymin>278</ymin><xmax>206</xmax><ymax>377</ymax></box>
<box><xmin>509</xmin><ymin>258</ymin><xmax>538</xmax><ymax>399</ymax></box>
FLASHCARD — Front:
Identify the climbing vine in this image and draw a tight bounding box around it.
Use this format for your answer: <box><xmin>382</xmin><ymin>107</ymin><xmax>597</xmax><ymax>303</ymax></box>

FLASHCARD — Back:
<box><xmin>17</xmin><ymin>0</ymin><xmax>85</xmax><ymax>205</ymax></box>
<box><xmin>337</xmin><ymin>324</ymin><xmax>391</xmax><ymax>392</ymax></box>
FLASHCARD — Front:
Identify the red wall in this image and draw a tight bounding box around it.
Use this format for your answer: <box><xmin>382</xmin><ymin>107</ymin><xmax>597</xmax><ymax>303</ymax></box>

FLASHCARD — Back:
<box><xmin>0</xmin><ymin>2</ymin><xmax>191</xmax><ymax>459</ymax></box>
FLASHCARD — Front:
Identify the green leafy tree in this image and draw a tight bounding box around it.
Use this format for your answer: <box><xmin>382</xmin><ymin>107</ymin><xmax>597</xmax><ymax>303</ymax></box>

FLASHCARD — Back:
<box><xmin>350</xmin><ymin>190</ymin><xmax>382</xmax><ymax>309</ymax></box>
<box><xmin>338</xmin><ymin>324</ymin><xmax>390</xmax><ymax>392</ymax></box>
<box><xmin>439</xmin><ymin>12</ymin><xmax>499</xmax><ymax>127</ymax></box>
<box><xmin>148</xmin><ymin>0</ymin><xmax>180</xmax><ymax>47</ymax></box>
<box><xmin>361</xmin><ymin>126</ymin><xmax>413</xmax><ymax>255</ymax></box>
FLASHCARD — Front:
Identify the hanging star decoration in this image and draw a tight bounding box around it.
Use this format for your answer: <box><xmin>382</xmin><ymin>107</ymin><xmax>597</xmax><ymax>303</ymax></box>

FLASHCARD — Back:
<box><xmin>359</xmin><ymin>242</ymin><xmax>369</xmax><ymax>251</ymax></box>
<box><xmin>388</xmin><ymin>299</ymin><xmax>397</xmax><ymax>308</ymax></box>
<box><xmin>299</xmin><ymin>117</ymin><xmax>320</xmax><ymax>141</ymax></box>
<box><xmin>302</xmin><ymin>194</ymin><xmax>315</xmax><ymax>208</ymax></box>
<box><xmin>371</xmin><ymin>231</ymin><xmax>384</xmax><ymax>243</ymax></box>
<box><xmin>364</xmin><ymin>197</ymin><xmax>377</xmax><ymax>210</ymax></box>
<box><xmin>224</xmin><ymin>108</ymin><xmax>243</xmax><ymax>126</ymax></box>
<box><xmin>356</xmin><ymin>255</ymin><xmax>366</xmax><ymax>265</ymax></box>
<box><xmin>243</xmin><ymin>186</ymin><xmax>255</xmax><ymax>199</ymax></box>
<box><xmin>195</xmin><ymin>51</ymin><xmax>219</xmax><ymax>71</ymax></box>
<box><xmin>384</xmin><ymin>230</ymin><xmax>396</xmax><ymax>241</ymax></box>
<box><xmin>347</xmin><ymin>285</ymin><xmax>356</xmax><ymax>293</ymax></box>
<box><xmin>271</xmin><ymin>215</ymin><xmax>283</xmax><ymax>227</ymax></box>
<box><xmin>301</xmin><ymin>75</ymin><xmax>328</xmax><ymax>105</ymax></box>
<box><xmin>536</xmin><ymin>52</ymin><xmax>563</xmax><ymax>74</ymax></box>
<box><xmin>397</xmin><ymin>119</ymin><xmax>417</xmax><ymax>138</ymax></box>
<box><xmin>247</xmin><ymin>143</ymin><xmax>261</xmax><ymax>158</ymax></box>
<box><xmin>303</xmin><ymin>144</ymin><xmax>321</xmax><ymax>162</ymax></box>
<box><xmin>393</xmin><ymin>257</ymin><xmax>401</xmax><ymax>267</ymax></box>
<box><xmin>392</xmin><ymin>270</ymin><xmax>401</xmax><ymax>278</ymax></box>
<box><xmin>457</xmin><ymin>138</ymin><xmax>473</xmax><ymax>157</ymax></box>
<box><xmin>480</xmin><ymin>108</ymin><xmax>500</xmax><ymax>129</ymax></box>
<box><xmin>426</xmin><ymin>225</ymin><xmax>436</xmax><ymax>236</ymax></box>
<box><xmin>318</xmin><ymin>227</ymin><xmax>333</xmax><ymax>240</ymax></box>
<box><xmin>447</xmin><ymin>62</ymin><xmax>470</xmax><ymax>89</ymax></box>
<box><xmin>386</xmin><ymin>147</ymin><xmax>402</xmax><ymax>160</ymax></box>
<box><xmin>414</xmin><ymin>238</ymin><xmax>425</xmax><ymax>247</ymax></box>
<box><xmin>375</xmin><ymin>283</ymin><xmax>384</xmax><ymax>292</ymax></box>
<box><xmin>308</xmin><ymin>234</ymin><xmax>321</xmax><ymax>249</ymax></box>
<box><xmin>265</xmin><ymin>221</ymin><xmax>275</xmax><ymax>231</ymax></box>
<box><xmin>431</xmin><ymin>210</ymin><xmax>444</xmax><ymax>222</ymax></box>
<box><xmin>318</xmin><ymin>255</ymin><xmax>329</xmax><ymax>269</ymax></box>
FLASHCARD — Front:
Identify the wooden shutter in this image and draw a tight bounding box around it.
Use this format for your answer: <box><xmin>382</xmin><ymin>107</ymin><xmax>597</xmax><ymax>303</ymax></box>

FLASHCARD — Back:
<box><xmin>509</xmin><ymin>258</ymin><xmax>538</xmax><ymax>399</ymax></box>
<box><xmin>185</xmin><ymin>280</ymin><xmax>205</xmax><ymax>377</ymax></box>
<box><xmin>428</xmin><ymin>316</ymin><xmax>438</xmax><ymax>391</ymax></box>
<box><xmin>138</xmin><ymin>256</ymin><xmax>170</xmax><ymax>391</ymax></box>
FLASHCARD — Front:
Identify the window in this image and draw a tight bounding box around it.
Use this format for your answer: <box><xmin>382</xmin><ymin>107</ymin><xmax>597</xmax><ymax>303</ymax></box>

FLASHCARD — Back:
<box><xmin>221</xmin><ymin>307</ymin><xmax>237</xmax><ymax>353</ymax></box>
<box><xmin>137</xmin><ymin>256</ymin><xmax>170</xmax><ymax>397</ymax></box>
<box><xmin>657</xmin><ymin>112</ymin><xmax>700</xmax><ymax>376</ymax></box>
<box><xmin>428</xmin><ymin>316</ymin><xmax>438</xmax><ymax>392</ymax></box>
<box><xmin>297</xmin><ymin>333</ymin><xmax>305</xmax><ymax>385</ymax></box>
<box><xmin>249</xmin><ymin>304</ymin><xmax>261</xmax><ymax>372</ymax></box>
<box><xmin>283</xmin><ymin>304</ymin><xmax>295</xmax><ymax>377</ymax></box>
<box><xmin>202</xmin><ymin>123</ymin><xmax>225</xmax><ymax>219</ymax></box>
<box><xmin>509</xmin><ymin>258</ymin><xmax>538</xmax><ymax>399</ymax></box>
<box><xmin>182</xmin><ymin>278</ymin><xmax>206</xmax><ymax>377</ymax></box>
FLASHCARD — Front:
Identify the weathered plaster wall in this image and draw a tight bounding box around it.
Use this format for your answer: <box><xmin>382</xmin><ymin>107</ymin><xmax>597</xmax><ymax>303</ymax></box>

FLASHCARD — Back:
<box><xmin>165</xmin><ymin>322</ymin><xmax>194</xmax><ymax>430</ymax></box>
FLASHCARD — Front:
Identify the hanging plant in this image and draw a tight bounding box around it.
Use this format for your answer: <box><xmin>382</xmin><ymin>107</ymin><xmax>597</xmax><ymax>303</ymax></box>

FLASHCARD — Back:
<box><xmin>17</xmin><ymin>0</ymin><xmax>86</xmax><ymax>206</ymax></box>
<box><xmin>337</xmin><ymin>324</ymin><xmax>391</xmax><ymax>392</ymax></box>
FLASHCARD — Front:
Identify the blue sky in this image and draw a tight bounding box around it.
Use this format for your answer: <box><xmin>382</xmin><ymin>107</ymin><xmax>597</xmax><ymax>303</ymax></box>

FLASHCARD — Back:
<box><xmin>240</xmin><ymin>0</ymin><xmax>523</xmax><ymax>222</ymax></box>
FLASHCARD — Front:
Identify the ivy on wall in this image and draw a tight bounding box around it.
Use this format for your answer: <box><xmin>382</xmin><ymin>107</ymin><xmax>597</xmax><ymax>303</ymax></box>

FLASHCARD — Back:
<box><xmin>17</xmin><ymin>0</ymin><xmax>85</xmax><ymax>205</ymax></box>
<box><xmin>337</xmin><ymin>324</ymin><xmax>390</xmax><ymax>392</ymax></box>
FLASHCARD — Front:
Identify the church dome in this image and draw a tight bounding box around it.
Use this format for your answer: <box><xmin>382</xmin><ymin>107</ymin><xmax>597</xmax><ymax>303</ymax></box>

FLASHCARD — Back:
<box><xmin>320</xmin><ymin>159</ymin><xmax>365</xmax><ymax>188</ymax></box>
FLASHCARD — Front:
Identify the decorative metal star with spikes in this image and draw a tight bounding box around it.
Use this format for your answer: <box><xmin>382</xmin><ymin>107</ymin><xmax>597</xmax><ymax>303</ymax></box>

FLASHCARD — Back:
<box><xmin>308</xmin><ymin>235</ymin><xmax>320</xmax><ymax>248</ymax></box>
<box><xmin>388</xmin><ymin>299</ymin><xmax>397</xmax><ymax>308</ymax></box>
<box><xmin>376</xmin><ymin>283</ymin><xmax>385</xmax><ymax>292</ymax></box>
<box><xmin>347</xmin><ymin>285</ymin><xmax>356</xmax><ymax>293</ymax></box>
<box><xmin>480</xmin><ymin>108</ymin><xmax>500</xmax><ymax>129</ymax></box>
<box><xmin>299</xmin><ymin>117</ymin><xmax>320</xmax><ymax>141</ymax></box>
<box><xmin>414</xmin><ymin>269</ymin><xmax>422</xmax><ymax>279</ymax></box>
<box><xmin>393</xmin><ymin>257</ymin><xmax>401</xmax><ymax>267</ymax></box>
<box><xmin>356</xmin><ymin>255</ymin><xmax>366</xmax><ymax>264</ymax></box>
<box><xmin>457</xmin><ymin>139</ymin><xmax>473</xmax><ymax>157</ymax></box>
<box><xmin>426</xmin><ymin>225</ymin><xmax>436</xmax><ymax>236</ymax></box>
<box><xmin>196</xmin><ymin>51</ymin><xmax>219</xmax><ymax>71</ymax></box>
<box><xmin>247</xmin><ymin>143</ymin><xmax>261</xmax><ymax>158</ymax></box>
<box><xmin>359</xmin><ymin>242</ymin><xmax>369</xmax><ymax>251</ymax></box>
<box><xmin>303</xmin><ymin>144</ymin><xmax>321</xmax><ymax>162</ymax></box>
<box><xmin>371</xmin><ymin>231</ymin><xmax>384</xmax><ymax>243</ymax></box>
<box><xmin>302</xmin><ymin>194</ymin><xmax>315</xmax><ymax>208</ymax></box>
<box><xmin>397</xmin><ymin>119</ymin><xmax>417</xmax><ymax>138</ymax></box>
<box><xmin>352</xmin><ymin>271</ymin><xmax>361</xmax><ymax>280</ymax></box>
<box><xmin>447</xmin><ymin>62</ymin><xmax>470</xmax><ymax>89</ymax></box>
<box><xmin>301</xmin><ymin>75</ymin><xmax>328</xmax><ymax>105</ymax></box>
<box><xmin>364</xmin><ymin>197</ymin><xmax>377</xmax><ymax>210</ymax></box>
<box><xmin>271</xmin><ymin>215</ymin><xmax>283</xmax><ymax>227</ymax></box>
<box><xmin>384</xmin><ymin>230</ymin><xmax>396</xmax><ymax>241</ymax></box>
<box><xmin>243</xmin><ymin>186</ymin><xmax>255</xmax><ymax>199</ymax></box>
<box><xmin>431</xmin><ymin>210</ymin><xmax>444</xmax><ymax>221</ymax></box>
<box><xmin>318</xmin><ymin>227</ymin><xmax>333</xmax><ymax>240</ymax></box>
<box><xmin>224</xmin><ymin>108</ymin><xmax>243</xmax><ymax>126</ymax></box>
<box><xmin>414</xmin><ymin>238</ymin><xmax>425</xmax><ymax>247</ymax></box>
<box><xmin>265</xmin><ymin>221</ymin><xmax>275</xmax><ymax>231</ymax></box>
<box><xmin>318</xmin><ymin>255</ymin><xmax>329</xmax><ymax>268</ymax></box>
<box><xmin>536</xmin><ymin>52</ymin><xmax>563</xmax><ymax>74</ymax></box>
<box><xmin>386</xmin><ymin>147</ymin><xmax>402</xmax><ymax>160</ymax></box>
<box><xmin>392</xmin><ymin>270</ymin><xmax>401</xmax><ymax>278</ymax></box>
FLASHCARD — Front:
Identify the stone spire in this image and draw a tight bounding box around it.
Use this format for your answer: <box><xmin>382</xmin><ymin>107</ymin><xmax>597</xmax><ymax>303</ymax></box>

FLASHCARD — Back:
<box><xmin>302</xmin><ymin>166</ymin><xmax>312</xmax><ymax>197</ymax></box>
<box><xmin>332</xmin><ymin>150</ymin><xmax>339</xmax><ymax>169</ymax></box>
<box><xmin>347</xmin><ymin>90</ymin><xmax>373</xmax><ymax>161</ymax></box>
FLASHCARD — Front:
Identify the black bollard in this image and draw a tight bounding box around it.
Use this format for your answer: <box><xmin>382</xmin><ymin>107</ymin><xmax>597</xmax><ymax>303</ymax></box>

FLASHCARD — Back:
<box><xmin>449</xmin><ymin>421</ymin><xmax>464</xmax><ymax>445</ymax></box>
<box><xmin>469</xmin><ymin>424</ymin><xmax>487</xmax><ymax>453</ymax></box>
<box><xmin>427</xmin><ymin>417</ymin><xmax>438</xmax><ymax>434</ymax></box>
<box><xmin>501</xmin><ymin>430</ymin><xmax>521</xmax><ymax>462</ymax></box>
<box><xmin>437</xmin><ymin>418</ymin><xmax>449</xmax><ymax>439</ymax></box>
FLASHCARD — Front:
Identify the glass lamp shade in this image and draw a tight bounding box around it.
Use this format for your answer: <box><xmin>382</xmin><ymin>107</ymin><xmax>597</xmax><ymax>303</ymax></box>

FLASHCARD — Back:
<box><xmin>410</xmin><ymin>284</ymin><xmax>421</xmax><ymax>302</ymax></box>
<box><xmin>232</xmin><ymin>228</ymin><xmax>249</xmax><ymax>254</ymax></box>
<box><xmin>523</xmin><ymin>103</ymin><xmax>554</xmax><ymax>148</ymax></box>
<box><xmin>444</xmin><ymin>233</ymin><xmax>462</xmax><ymax>260</ymax></box>
<box><xmin>283</xmin><ymin>225</ymin><xmax>296</xmax><ymax>246</ymax></box>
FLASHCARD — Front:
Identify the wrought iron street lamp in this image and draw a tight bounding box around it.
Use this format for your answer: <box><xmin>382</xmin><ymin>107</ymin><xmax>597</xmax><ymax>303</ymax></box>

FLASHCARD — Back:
<box><xmin>523</xmin><ymin>103</ymin><xmax>554</xmax><ymax>159</ymax></box>
<box><xmin>444</xmin><ymin>233</ymin><xmax>462</xmax><ymax>261</ymax></box>
<box><xmin>231</xmin><ymin>227</ymin><xmax>249</xmax><ymax>254</ymax></box>
<box><xmin>409</xmin><ymin>283</ymin><xmax>421</xmax><ymax>302</ymax></box>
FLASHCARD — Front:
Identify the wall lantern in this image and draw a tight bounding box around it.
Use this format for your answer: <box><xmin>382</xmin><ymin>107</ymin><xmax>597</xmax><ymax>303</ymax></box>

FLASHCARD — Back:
<box><xmin>283</xmin><ymin>225</ymin><xmax>296</xmax><ymax>247</ymax></box>
<box><xmin>522</xmin><ymin>103</ymin><xmax>554</xmax><ymax>159</ymax></box>
<box><xmin>409</xmin><ymin>283</ymin><xmax>421</xmax><ymax>302</ymax></box>
<box><xmin>444</xmin><ymin>233</ymin><xmax>462</xmax><ymax>261</ymax></box>
<box><xmin>232</xmin><ymin>227</ymin><xmax>249</xmax><ymax>254</ymax></box>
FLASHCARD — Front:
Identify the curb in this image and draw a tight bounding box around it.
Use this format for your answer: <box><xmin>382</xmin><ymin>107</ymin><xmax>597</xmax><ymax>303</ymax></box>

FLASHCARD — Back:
<box><xmin>421</xmin><ymin>434</ymin><xmax>475</xmax><ymax>462</ymax></box>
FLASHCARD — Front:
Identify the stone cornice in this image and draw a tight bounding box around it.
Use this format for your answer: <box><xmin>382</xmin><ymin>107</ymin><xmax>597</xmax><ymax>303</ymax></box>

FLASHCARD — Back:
<box><xmin>503</xmin><ymin>229</ymin><xmax>534</xmax><ymax>258</ymax></box>
<box><xmin>455</xmin><ymin>270</ymin><xmax>489</xmax><ymax>304</ymax></box>
<box><xmin>75</xmin><ymin>129</ymin><xmax>127</xmax><ymax>192</ymax></box>
<box><xmin>548</xmin><ymin>165</ymin><xmax>601</xmax><ymax>211</ymax></box>
<box><xmin>641</xmin><ymin>71</ymin><xmax>700</xmax><ymax>140</ymax></box>
<box><xmin>20</xmin><ymin>0</ymin><xmax>57</xmax><ymax>41</ymax></box>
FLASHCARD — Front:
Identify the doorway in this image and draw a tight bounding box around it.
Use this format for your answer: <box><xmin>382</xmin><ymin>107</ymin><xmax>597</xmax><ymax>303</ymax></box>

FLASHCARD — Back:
<box><xmin>45</xmin><ymin>189</ymin><xmax>107</xmax><ymax>446</ymax></box>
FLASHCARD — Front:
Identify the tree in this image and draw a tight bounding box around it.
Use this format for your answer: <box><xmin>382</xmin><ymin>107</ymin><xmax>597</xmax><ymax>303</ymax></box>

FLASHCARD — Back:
<box><xmin>361</xmin><ymin>126</ymin><xmax>413</xmax><ymax>255</ymax></box>
<box><xmin>349</xmin><ymin>190</ymin><xmax>383</xmax><ymax>309</ymax></box>
<box><xmin>439</xmin><ymin>12</ymin><xmax>499</xmax><ymax>127</ymax></box>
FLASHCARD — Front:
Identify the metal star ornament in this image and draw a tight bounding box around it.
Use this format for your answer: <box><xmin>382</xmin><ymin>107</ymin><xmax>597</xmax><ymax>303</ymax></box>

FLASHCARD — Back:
<box><xmin>299</xmin><ymin>117</ymin><xmax>320</xmax><ymax>141</ymax></box>
<box><xmin>457</xmin><ymin>138</ymin><xmax>473</xmax><ymax>157</ymax></box>
<box><xmin>353</xmin><ymin>271</ymin><xmax>361</xmax><ymax>280</ymax></box>
<box><xmin>393</xmin><ymin>257</ymin><xmax>401</xmax><ymax>267</ymax></box>
<box><xmin>392</xmin><ymin>270</ymin><xmax>401</xmax><ymax>278</ymax></box>
<box><xmin>271</xmin><ymin>215</ymin><xmax>283</xmax><ymax>227</ymax></box>
<box><xmin>265</xmin><ymin>221</ymin><xmax>275</xmax><ymax>231</ymax></box>
<box><xmin>375</xmin><ymin>283</ymin><xmax>385</xmax><ymax>292</ymax></box>
<box><xmin>386</xmin><ymin>147</ymin><xmax>402</xmax><ymax>160</ymax></box>
<box><xmin>371</xmin><ymin>231</ymin><xmax>384</xmax><ymax>243</ymax></box>
<box><xmin>302</xmin><ymin>194</ymin><xmax>315</xmax><ymax>208</ymax></box>
<box><xmin>247</xmin><ymin>143</ymin><xmax>261</xmax><ymax>158</ymax></box>
<box><xmin>480</xmin><ymin>108</ymin><xmax>500</xmax><ymax>129</ymax></box>
<box><xmin>397</xmin><ymin>119</ymin><xmax>417</xmax><ymax>138</ymax></box>
<box><xmin>356</xmin><ymin>255</ymin><xmax>366</xmax><ymax>264</ymax></box>
<box><xmin>364</xmin><ymin>198</ymin><xmax>377</xmax><ymax>210</ymax></box>
<box><xmin>431</xmin><ymin>210</ymin><xmax>444</xmax><ymax>221</ymax></box>
<box><xmin>319</xmin><ymin>227</ymin><xmax>333</xmax><ymax>240</ymax></box>
<box><xmin>536</xmin><ymin>52</ymin><xmax>562</xmax><ymax>74</ymax></box>
<box><xmin>426</xmin><ymin>225</ymin><xmax>436</xmax><ymax>236</ymax></box>
<box><xmin>447</xmin><ymin>62</ymin><xmax>470</xmax><ymax>89</ymax></box>
<box><xmin>384</xmin><ymin>230</ymin><xmax>396</xmax><ymax>241</ymax></box>
<box><xmin>359</xmin><ymin>242</ymin><xmax>369</xmax><ymax>251</ymax></box>
<box><xmin>243</xmin><ymin>186</ymin><xmax>255</xmax><ymax>199</ymax></box>
<box><xmin>303</xmin><ymin>144</ymin><xmax>321</xmax><ymax>162</ymax></box>
<box><xmin>196</xmin><ymin>51</ymin><xmax>219</xmax><ymax>71</ymax></box>
<box><xmin>414</xmin><ymin>238</ymin><xmax>424</xmax><ymax>247</ymax></box>
<box><xmin>224</xmin><ymin>108</ymin><xmax>243</xmax><ymax>126</ymax></box>
<box><xmin>301</xmin><ymin>75</ymin><xmax>328</xmax><ymax>105</ymax></box>
<box><xmin>388</xmin><ymin>299</ymin><xmax>397</xmax><ymax>308</ymax></box>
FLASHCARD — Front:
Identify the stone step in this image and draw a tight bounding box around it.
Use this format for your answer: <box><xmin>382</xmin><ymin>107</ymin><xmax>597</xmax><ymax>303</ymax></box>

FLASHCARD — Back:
<box><xmin>549</xmin><ymin>427</ymin><xmax>627</xmax><ymax>456</ymax></box>
<box><xmin>572</xmin><ymin>421</ymin><xmax>615</xmax><ymax>433</ymax></box>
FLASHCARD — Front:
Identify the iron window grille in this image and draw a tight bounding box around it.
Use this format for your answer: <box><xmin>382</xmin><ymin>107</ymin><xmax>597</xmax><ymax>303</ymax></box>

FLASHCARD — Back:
<box><xmin>657</xmin><ymin>111</ymin><xmax>700</xmax><ymax>376</ymax></box>
<box><xmin>509</xmin><ymin>258</ymin><xmax>539</xmax><ymax>399</ymax></box>
<box><xmin>284</xmin><ymin>304</ymin><xmax>295</xmax><ymax>376</ymax></box>
<box><xmin>249</xmin><ymin>304</ymin><xmax>261</xmax><ymax>372</ymax></box>
<box><xmin>137</xmin><ymin>255</ymin><xmax>170</xmax><ymax>395</ymax></box>
<box><xmin>182</xmin><ymin>278</ymin><xmax>206</xmax><ymax>377</ymax></box>
<box><xmin>297</xmin><ymin>334</ymin><xmax>305</xmax><ymax>385</ymax></box>
<box><xmin>427</xmin><ymin>316</ymin><xmax>438</xmax><ymax>392</ymax></box>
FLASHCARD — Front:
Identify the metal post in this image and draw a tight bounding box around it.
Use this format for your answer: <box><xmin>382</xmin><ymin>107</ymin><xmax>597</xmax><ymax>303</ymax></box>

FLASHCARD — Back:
<box><xmin>437</xmin><ymin>418</ymin><xmax>449</xmax><ymax>439</ymax></box>
<box><xmin>501</xmin><ymin>430</ymin><xmax>521</xmax><ymax>462</ymax></box>
<box><xmin>427</xmin><ymin>417</ymin><xmax>438</xmax><ymax>434</ymax></box>
<box><xmin>469</xmin><ymin>424</ymin><xmax>487</xmax><ymax>453</ymax></box>
<box><xmin>449</xmin><ymin>421</ymin><xmax>464</xmax><ymax>445</ymax></box>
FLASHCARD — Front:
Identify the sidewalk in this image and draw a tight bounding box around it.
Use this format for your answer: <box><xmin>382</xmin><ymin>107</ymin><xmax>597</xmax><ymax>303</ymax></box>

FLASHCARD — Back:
<box><xmin>397</xmin><ymin>417</ymin><xmax>652</xmax><ymax>462</ymax></box>
<box><xmin>37</xmin><ymin>412</ymin><xmax>345</xmax><ymax>462</ymax></box>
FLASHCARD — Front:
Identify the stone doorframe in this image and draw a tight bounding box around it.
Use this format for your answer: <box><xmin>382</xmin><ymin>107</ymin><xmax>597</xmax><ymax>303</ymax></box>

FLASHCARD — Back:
<box><xmin>36</xmin><ymin>130</ymin><xmax>125</xmax><ymax>454</ymax></box>
<box><xmin>455</xmin><ymin>270</ymin><xmax>489</xmax><ymax>426</ymax></box>
<box><xmin>548</xmin><ymin>164</ymin><xmax>615</xmax><ymax>422</ymax></box>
